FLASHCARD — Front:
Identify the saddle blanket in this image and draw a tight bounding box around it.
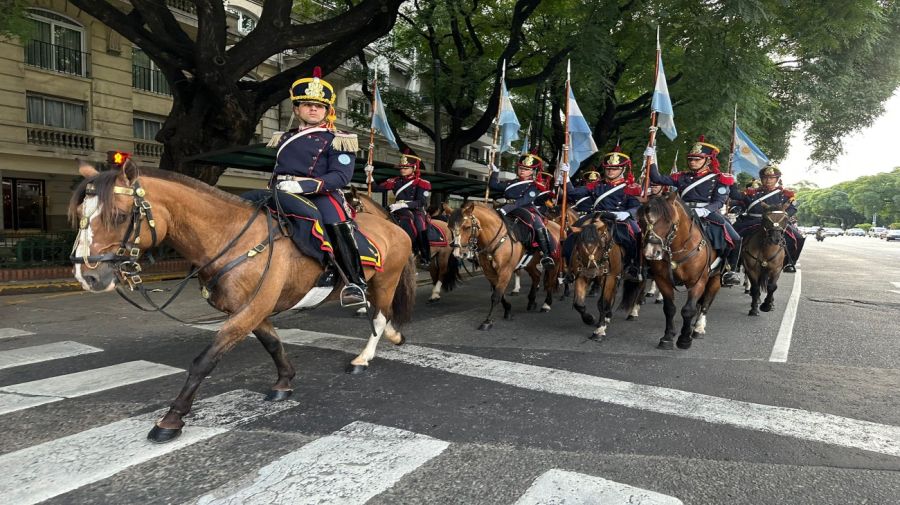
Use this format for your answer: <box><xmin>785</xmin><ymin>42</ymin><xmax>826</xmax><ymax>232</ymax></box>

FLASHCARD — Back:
<box><xmin>505</xmin><ymin>213</ymin><xmax>560</xmax><ymax>261</ymax></box>
<box><xmin>427</xmin><ymin>223</ymin><xmax>449</xmax><ymax>247</ymax></box>
<box><xmin>265</xmin><ymin>207</ymin><xmax>383</xmax><ymax>271</ymax></box>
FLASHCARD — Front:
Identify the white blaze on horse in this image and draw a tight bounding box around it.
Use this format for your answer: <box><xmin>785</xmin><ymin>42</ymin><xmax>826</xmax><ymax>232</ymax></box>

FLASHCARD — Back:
<box><xmin>70</xmin><ymin>160</ymin><xmax>415</xmax><ymax>443</ymax></box>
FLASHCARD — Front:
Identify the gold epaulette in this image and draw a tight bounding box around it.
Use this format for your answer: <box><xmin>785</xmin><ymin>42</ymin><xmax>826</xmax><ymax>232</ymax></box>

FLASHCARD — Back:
<box><xmin>331</xmin><ymin>131</ymin><xmax>359</xmax><ymax>152</ymax></box>
<box><xmin>266</xmin><ymin>131</ymin><xmax>285</xmax><ymax>148</ymax></box>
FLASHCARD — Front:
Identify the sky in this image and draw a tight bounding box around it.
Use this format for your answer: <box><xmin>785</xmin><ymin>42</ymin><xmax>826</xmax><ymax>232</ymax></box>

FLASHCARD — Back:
<box><xmin>779</xmin><ymin>91</ymin><xmax>900</xmax><ymax>188</ymax></box>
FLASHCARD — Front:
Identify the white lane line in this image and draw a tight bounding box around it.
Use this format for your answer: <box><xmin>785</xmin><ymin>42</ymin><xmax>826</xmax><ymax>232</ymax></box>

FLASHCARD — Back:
<box><xmin>0</xmin><ymin>389</ymin><xmax>297</xmax><ymax>505</ymax></box>
<box><xmin>891</xmin><ymin>282</ymin><xmax>900</xmax><ymax>288</ymax></box>
<box><xmin>279</xmin><ymin>329</ymin><xmax>900</xmax><ymax>458</ymax></box>
<box><xmin>514</xmin><ymin>469</ymin><xmax>683</xmax><ymax>505</ymax></box>
<box><xmin>769</xmin><ymin>269</ymin><xmax>801</xmax><ymax>363</ymax></box>
<box><xmin>0</xmin><ymin>328</ymin><xmax>34</xmax><ymax>340</ymax></box>
<box><xmin>0</xmin><ymin>361</ymin><xmax>184</xmax><ymax>416</ymax></box>
<box><xmin>189</xmin><ymin>421</ymin><xmax>448</xmax><ymax>505</ymax></box>
<box><xmin>0</xmin><ymin>341</ymin><xmax>102</xmax><ymax>370</ymax></box>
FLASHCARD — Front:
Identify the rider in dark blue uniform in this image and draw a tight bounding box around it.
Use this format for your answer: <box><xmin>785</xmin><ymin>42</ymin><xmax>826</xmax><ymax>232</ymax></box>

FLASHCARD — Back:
<box><xmin>647</xmin><ymin>136</ymin><xmax>743</xmax><ymax>286</ymax></box>
<box><xmin>731</xmin><ymin>164</ymin><xmax>804</xmax><ymax>272</ymax></box>
<box><xmin>567</xmin><ymin>146</ymin><xmax>643</xmax><ymax>280</ymax></box>
<box><xmin>570</xmin><ymin>167</ymin><xmax>602</xmax><ymax>215</ymax></box>
<box><xmin>489</xmin><ymin>152</ymin><xmax>555</xmax><ymax>268</ymax></box>
<box><xmin>367</xmin><ymin>151</ymin><xmax>433</xmax><ymax>267</ymax></box>
<box><xmin>243</xmin><ymin>66</ymin><xmax>364</xmax><ymax>304</ymax></box>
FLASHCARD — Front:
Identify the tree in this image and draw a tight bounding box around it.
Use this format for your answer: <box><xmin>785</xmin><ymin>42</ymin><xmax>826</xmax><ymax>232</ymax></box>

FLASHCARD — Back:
<box><xmin>0</xmin><ymin>0</ymin><xmax>30</xmax><ymax>40</ymax></box>
<box><xmin>67</xmin><ymin>0</ymin><xmax>405</xmax><ymax>184</ymax></box>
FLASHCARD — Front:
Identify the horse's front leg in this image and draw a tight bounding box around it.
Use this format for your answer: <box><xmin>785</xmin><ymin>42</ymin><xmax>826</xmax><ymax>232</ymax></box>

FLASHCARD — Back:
<box><xmin>656</xmin><ymin>277</ymin><xmax>677</xmax><ymax>350</ymax></box>
<box><xmin>253</xmin><ymin>319</ymin><xmax>296</xmax><ymax>401</ymax></box>
<box><xmin>749</xmin><ymin>274</ymin><xmax>761</xmax><ymax>316</ymax></box>
<box><xmin>540</xmin><ymin>262</ymin><xmax>558</xmax><ymax>312</ymax></box>
<box><xmin>760</xmin><ymin>269</ymin><xmax>779</xmax><ymax>312</ymax></box>
<box><xmin>524</xmin><ymin>263</ymin><xmax>540</xmax><ymax>311</ymax></box>
<box><xmin>509</xmin><ymin>268</ymin><xmax>521</xmax><ymax>296</ymax></box>
<box><xmin>677</xmin><ymin>282</ymin><xmax>705</xmax><ymax>349</ymax></box>
<box><xmin>693</xmin><ymin>275</ymin><xmax>720</xmax><ymax>338</ymax></box>
<box><xmin>572</xmin><ymin>276</ymin><xmax>595</xmax><ymax>327</ymax></box>
<box><xmin>480</xmin><ymin>266</ymin><xmax>513</xmax><ymax>330</ymax></box>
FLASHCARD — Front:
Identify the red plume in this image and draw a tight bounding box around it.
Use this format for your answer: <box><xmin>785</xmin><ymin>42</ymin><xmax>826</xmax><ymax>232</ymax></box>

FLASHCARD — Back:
<box><xmin>313</xmin><ymin>66</ymin><xmax>322</xmax><ymax>78</ymax></box>
<box><xmin>697</xmin><ymin>134</ymin><xmax>705</xmax><ymax>142</ymax></box>
<box><xmin>612</xmin><ymin>145</ymin><xmax>622</xmax><ymax>153</ymax></box>
<box><xmin>530</xmin><ymin>148</ymin><xmax>539</xmax><ymax>155</ymax></box>
<box><xmin>403</xmin><ymin>147</ymin><xmax>411</xmax><ymax>155</ymax></box>
<box><xmin>626</xmin><ymin>171</ymin><xmax>635</xmax><ymax>184</ymax></box>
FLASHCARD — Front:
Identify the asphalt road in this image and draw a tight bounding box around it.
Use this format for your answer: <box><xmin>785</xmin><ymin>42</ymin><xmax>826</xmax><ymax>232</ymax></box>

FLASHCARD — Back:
<box><xmin>0</xmin><ymin>235</ymin><xmax>898</xmax><ymax>504</ymax></box>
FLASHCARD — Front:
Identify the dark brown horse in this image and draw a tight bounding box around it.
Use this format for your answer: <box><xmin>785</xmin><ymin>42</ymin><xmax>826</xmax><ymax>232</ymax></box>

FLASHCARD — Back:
<box><xmin>638</xmin><ymin>192</ymin><xmax>723</xmax><ymax>349</ymax></box>
<box><xmin>741</xmin><ymin>203</ymin><xmax>789</xmax><ymax>316</ymax></box>
<box><xmin>449</xmin><ymin>202</ymin><xmax>560</xmax><ymax>330</ymax></box>
<box><xmin>567</xmin><ymin>213</ymin><xmax>642</xmax><ymax>340</ymax></box>
<box><xmin>70</xmin><ymin>161</ymin><xmax>415</xmax><ymax>443</ymax></box>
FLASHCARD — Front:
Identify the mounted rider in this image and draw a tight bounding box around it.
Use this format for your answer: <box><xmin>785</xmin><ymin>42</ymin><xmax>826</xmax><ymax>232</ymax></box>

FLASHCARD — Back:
<box><xmin>569</xmin><ymin>166</ymin><xmax>603</xmax><ymax>214</ymax></box>
<box><xmin>489</xmin><ymin>152</ymin><xmax>556</xmax><ymax>268</ymax></box>
<box><xmin>647</xmin><ymin>136</ymin><xmax>743</xmax><ymax>287</ymax></box>
<box><xmin>567</xmin><ymin>146</ymin><xmax>643</xmax><ymax>280</ymax></box>
<box><xmin>244</xmin><ymin>66</ymin><xmax>364</xmax><ymax>305</ymax></box>
<box><xmin>731</xmin><ymin>164</ymin><xmax>804</xmax><ymax>272</ymax></box>
<box><xmin>366</xmin><ymin>150</ymin><xmax>433</xmax><ymax>267</ymax></box>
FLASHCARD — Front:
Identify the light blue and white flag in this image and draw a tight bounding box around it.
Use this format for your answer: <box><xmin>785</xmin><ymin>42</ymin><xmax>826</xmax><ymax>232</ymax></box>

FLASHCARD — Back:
<box><xmin>651</xmin><ymin>50</ymin><xmax>677</xmax><ymax>141</ymax></box>
<box><xmin>498</xmin><ymin>80</ymin><xmax>520</xmax><ymax>153</ymax></box>
<box><xmin>566</xmin><ymin>88</ymin><xmax>599</xmax><ymax>175</ymax></box>
<box><xmin>732</xmin><ymin>125</ymin><xmax>770</xmax><ymax>176</ymax></box>
<box><xmin>371</xmin><ymin>82</ymin><xmax>398</xmax><ymax>149</ymax></box>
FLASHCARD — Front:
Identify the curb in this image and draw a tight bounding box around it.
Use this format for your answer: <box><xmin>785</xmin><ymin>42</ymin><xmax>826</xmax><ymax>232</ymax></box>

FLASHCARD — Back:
<box><xmin>0</xmin><ymin>272</ymin><xmax>187</xmax><ymax>296</ymax></box>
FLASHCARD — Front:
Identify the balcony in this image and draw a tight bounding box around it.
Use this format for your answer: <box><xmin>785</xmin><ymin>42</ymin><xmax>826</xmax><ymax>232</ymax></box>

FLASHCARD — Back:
<box><xmin>166</xmin><ymin>0</ymin><xmax>197</xmax><ymax>15</ymax></box>
<box><xmin>133</xmin><ymin>65</ymin><xmax>172</xmax><ymax>95</ymax></box>
<box><xmin>24</xmin><ymin>40</ymin><xmax>90</xmax><ymax>78</ymax></box>
<box><xmin>134</xmin><ymin>142</ymin><xmax>164</xmax><ymax>158</ymax></box>
<box><xmin>27</xmin><ymin>127</ymin><xmax>95</xmax><ymax>151</ymax></box>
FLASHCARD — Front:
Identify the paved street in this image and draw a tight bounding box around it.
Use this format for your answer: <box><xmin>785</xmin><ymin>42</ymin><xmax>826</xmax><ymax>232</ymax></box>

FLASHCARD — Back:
<box><xmin>1</xmin><ymin>236</ymin><xmax>899</xmax><ymax>504</ymax></box>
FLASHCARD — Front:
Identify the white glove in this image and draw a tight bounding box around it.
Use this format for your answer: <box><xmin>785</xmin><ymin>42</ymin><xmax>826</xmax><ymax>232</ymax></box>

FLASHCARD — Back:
<box><xmin>560</xmin><ymin>163</ymin><xmax>570</xmax><ymax>173</ymax></box>
<box><xmin>364</xmin><ymin>164</ymin><xmax>374</xmax><ymax>182</ymax></box>
<box><xmin>694</xmin><ymin>208</ymin><xmax>711</xmax><ymax>218</ymax></box>
<box><xmin>276</xmin><ymin>180</ymin><xmax>302</xmax><ymax>193</ymax></box>
<box><xmin>613</xmin><ymin>211</ymin><xmax>631</xmax><ymax>221</ymax></box>
<box><xmin>490</xmin><ymin>163</ymin><xmax>500</xmax><ymax>173</ymax></box>
<box><xmin>643</xmin><ymin>146</ymin><xmax>656</xmax><ymax>159</ymax></box>
<box><xmin>389</xmin><ymin>202</ymin><xmax>408</xmax><ymax>212</ymax></box>
<box><xmin>648</xmin><ymin>126</ymin><xmax>659</xmax><ymax>133</ymax></box>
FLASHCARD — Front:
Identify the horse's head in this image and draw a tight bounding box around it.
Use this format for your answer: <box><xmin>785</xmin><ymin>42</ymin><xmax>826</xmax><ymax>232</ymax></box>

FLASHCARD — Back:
<box><xmin>68</xmin><ymin>159</ymin><xmax>166</xmax><ymax>292</ymax></box>
<box><xmin>448</xmin><ymin>201</ymin><xmax>479</xmax><ymax>260</ymax></box>
<box><xmin>761</xmin><ymin>202</ymin><xmax>790</xmax><ymax>244</ymax></box>
<box><xmin>570</xmin><ymin>215</ymin><xmax>612</xmax><ymax>279</ymax></box>
<box><xmin>638</xmin><ymin>192</ymin><xmax>681</xmax><ymax>261</ymax></box>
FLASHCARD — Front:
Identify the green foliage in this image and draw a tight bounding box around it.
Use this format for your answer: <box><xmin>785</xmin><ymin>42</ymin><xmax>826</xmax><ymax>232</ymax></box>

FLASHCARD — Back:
<box><xmin>857</xmin><ymin>223</ymin><xmax>872</xmax><ymax>231</ymax></box>
<box><xmin>0</xmin><ymin>0</ymin><xmax>32</xmax><ymax>41</ymax></box>
<box><xmin>794</xmin><ymin>167</ymin><xmax>900</xmax><ymax>225</ymax></box>
<box><xmin>890</xmin><ymin>222</ymin><xmax>900</xmax><ymax>230</ymax></box>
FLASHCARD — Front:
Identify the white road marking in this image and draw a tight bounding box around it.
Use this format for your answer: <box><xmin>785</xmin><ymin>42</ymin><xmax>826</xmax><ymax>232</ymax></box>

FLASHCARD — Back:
<box><xmin>188</xmin><ymin>421</ymin><xmax>448</xmax><ymax>505</ymax></box>
<box><xmin>279</xmin><ymin>329</ymin><xmax>900</xmax><ymax>458</ymax></box>
<box><xmin>0</xmin><ymin>341</ymin><xmax>102</xmax><ymax>370</ymax></box>
<box><xmin>0</xmin><ymin>328</ymin><xmax>34</xmax><ymax>339</ymax></box>
<box><xmin>514</xmin><ymin>469</ymin><xmax>683</xmax><ymax>505</ymax></box>
<box><xmin>770</xmin><ymin>269</ymin><xmax>801</xmax><ymax>362</ymax></box>
<box><xmin>0</xmin><ymin>389</ymin><xmax>297</xmax><ymax>505</ymax></box>
<box><xmin>0</xmin><ymin>361</ymin><xmax>183</xmax><ymax>416</ymax></box>
<box><xmin>890</xmin><ymin>290</ymin><xmax>900</xmax><ymax>296</ymax></box>
<box><xmin>891</xmin><ymin>281</ymin><xmax>900</xmax><ymax>289</ymax></box>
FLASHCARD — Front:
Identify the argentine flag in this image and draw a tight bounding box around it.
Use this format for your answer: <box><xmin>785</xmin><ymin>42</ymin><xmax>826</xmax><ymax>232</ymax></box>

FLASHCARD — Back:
<box><xmin>732</xmin><ymin>125</ymin><xmax>770</xmax><ymax>176</ymax></box>
<box><xmin>566</xmin><ymin>88</ymin><xmax>599</xmax><ymax>175</ymax></box>
<box><xmin>498</xmin><ymin>81</ymin><xmax>520</xmax><ymax>153</ymax></box>
<box><xmin>650</xmin><ymin>51</ymin><xmax>677</xmax><ymax>141</ymax></box>
<box><xmin>371</xmin><ymin>82</ymin><xmax>398</xmax><ymax>149</ymax></box>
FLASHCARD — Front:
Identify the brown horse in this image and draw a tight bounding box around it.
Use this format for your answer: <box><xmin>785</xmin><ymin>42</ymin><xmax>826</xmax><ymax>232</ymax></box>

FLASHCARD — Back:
<box><xmin>638</xmin><ymin>192</ymin><xmax>723</xmax><ymax>349</ymax></box>
<box><xmin>70</xmin><ymin>161</ymin><xmax>415</xmax><ymax>443</ymax></box>
<box><xmin>741</xmin><ymin>203</ymin><xmax>789</xmax><ymax>316</ymax></box>
<box><xmin>567</xmin><ymin>213</ymin><xmax>643</xmax><ymax>340</ymax></box>
<box><xmin>449</xmin><ymin>202</ymin><xmax>560</xmax><ymax>330</ymax></box>
<box><xmin>349</xmin><ymin>190</ymin><xmax>460</xmax><ymax>304</ymax></box>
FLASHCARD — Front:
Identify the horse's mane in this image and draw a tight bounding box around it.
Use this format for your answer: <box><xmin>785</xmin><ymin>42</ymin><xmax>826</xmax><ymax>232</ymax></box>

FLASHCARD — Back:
<box><xmin>69</xmin><ymin>165</ymin><xmax>254</xmax><ymax>226</ymax></box>
<box><xmin>576</xmin><ymin>217</ymin><xmax>604</xmax><ymax>246</ymax></box>
<box><xmin>448</xmin><ymin>202</ymin><xmax>493</xmax><ymax>228</ymax></box>
<box><xmin>644</xmin><ymin>194</ymin><xmax>689</xmax><ymax>223</ymax></box>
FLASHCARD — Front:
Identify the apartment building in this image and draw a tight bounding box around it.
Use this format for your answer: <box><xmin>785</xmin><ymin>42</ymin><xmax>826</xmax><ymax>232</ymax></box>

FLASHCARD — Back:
<box><xmin>0</xmin><ymin>0</ymin><xmax>495</xmax><ymax>235</ymax></box>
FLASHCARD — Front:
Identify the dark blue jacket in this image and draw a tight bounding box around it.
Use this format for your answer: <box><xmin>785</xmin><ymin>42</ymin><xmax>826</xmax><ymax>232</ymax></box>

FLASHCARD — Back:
<box><xmin>732</xmin><ymin>187</ymin><xmax>798</xmax><ymax>217</ymax></box>
<box><xmin>273</xmin><ymin>127</ymin><xmax>356</xmax><ymax>194</ymax></box>
<box><xmin>489</xmin><ymin>173</ymin><xmax>542</xmax><ymax>214</ymax></box>
<box><xmin>371</xmin><ymin>176</ymin><xmax>431</xmax><ymax>210</ymax></box>
<box><xmin>649</xmin><ymin>163</ymin><xmax>735</xmax><ymax>212</ymax></box>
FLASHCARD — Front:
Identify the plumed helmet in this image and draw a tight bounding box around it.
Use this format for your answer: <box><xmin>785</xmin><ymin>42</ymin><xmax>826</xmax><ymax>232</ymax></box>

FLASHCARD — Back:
<box><xmin>397</xmin><ymin>148</ymin><xmax>423</xmax><ymax>177</ymax></box>
<box><xmin>600</xmin><ymin>145</ymin><xmax>631</xmax><ymax>169</ymax></box>
<box><xmin>686</xmin><ymin>135</ymin><xmax>720</xmax><ymax>170</ymax></box>
<box><xmin>759</xmin><ymin>164</ymin><xmax>782</xmax><ymax>178</ymax></box>
<box><xmin>289</xmin><ymin>66</ymin><xmax>335</xmax><ymax>106</ymax></box>
<box><xmin>517</xmin><ymin>150</ymin><xmax>544</xmax><ymax>171</ymax></box>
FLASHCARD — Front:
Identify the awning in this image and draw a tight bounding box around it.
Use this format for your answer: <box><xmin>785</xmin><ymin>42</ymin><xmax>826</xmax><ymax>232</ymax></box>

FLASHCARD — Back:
<box><xmin>184</xmin><ymin>143</ymin><xmax>499</xmax><ymax>198</ymax></box>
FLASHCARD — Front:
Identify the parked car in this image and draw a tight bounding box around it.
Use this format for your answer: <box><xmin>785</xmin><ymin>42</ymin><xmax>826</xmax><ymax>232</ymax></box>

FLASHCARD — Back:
<box><xmin>872</xmin><ymin>227</ymin><xmax>887</xmax><ymax>237</ymax></box>
<box><xmin>885</xmin><ymin>230</ymin><xmax>900</xmax><ymax>241</ymax></box>
<box><xmin>846</xmin><ymin>228</ymin><xmax>865</xmax><ymax>236</ymax></box>
<box><xmin>825</xmin><ymin>227</ymin><xmax>843</xmax><ymax>236</ymax></box>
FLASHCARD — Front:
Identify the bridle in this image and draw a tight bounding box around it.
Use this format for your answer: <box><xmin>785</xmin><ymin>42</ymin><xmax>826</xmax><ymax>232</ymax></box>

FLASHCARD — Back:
<box><xmin>641</xmin><ymin>201</ymin><xmax>711</xmax><ymax>288</ymax></box>
<box><xmin>571</xmin><ymin>217</ymin><xmax>612</xmax><ymax>279</ymax></box>
<box><xmin>450</xmin><ymin>211</ymin><xmax>511</xmax><ymax>262</ymax></box>
<box><xmin>745</xmin><ymin>210</ymin><xmax>787</xmax><ymax>268</ymax></box>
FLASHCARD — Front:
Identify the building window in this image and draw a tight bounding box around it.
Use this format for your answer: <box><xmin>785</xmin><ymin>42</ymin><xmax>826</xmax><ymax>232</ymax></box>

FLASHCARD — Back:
<box><xmin>2</xmin><ymin>178</ymin><xmax>46</xmax><ymax>231</ymax></box>
<box><xmin>26</xmin><ymin>93</ymin><xmax>87</xmax><ymax>130</ymax></box>
<box><xmin>24</xmin><ymin>9</ymin><xmax>89</xmax><ymax>77</ymax></box>
<box><xmin>132</xmin><ymin>48</ymin><xmax>171</xmax><ymax>95</ymax></box>
<box><xmin>349</xmin><ymin>97</ymin><xmax>370</xmax><ymax>117</ymax></box>
<box><xmin>133</xmin><ymin>116</ymin><xmax>165</xmax><ymax>141</ymax></box>
<box><xmin>226</xmin><ymin>6</ymin><xmax>258</xmax><ymax>35</ymax></box>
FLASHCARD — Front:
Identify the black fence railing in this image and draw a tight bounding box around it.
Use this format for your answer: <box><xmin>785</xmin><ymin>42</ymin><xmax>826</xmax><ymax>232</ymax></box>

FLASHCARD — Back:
<box><xmin>133</xmin><ymin>65</ymin><xmax>172</xmax><ymax>95</ymax></box>
<box><xmin>24</xmin><ymin>39</ymin><xmax>90</xmax><ymax>77</ymax></box>
<box><xmin>0</xmin><ymin>232</ymin><xmax>181</xmax><ymax>268</ymax></box>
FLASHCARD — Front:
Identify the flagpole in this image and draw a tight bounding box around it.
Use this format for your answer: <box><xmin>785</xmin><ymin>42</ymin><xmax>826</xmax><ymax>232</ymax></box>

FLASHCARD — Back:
<box><xmin>485</xmin><ymin>60</ymin><xmax>506</xmax><ymax>201</ymax></box>
<box><xmin>727</xmin><ymin>104</ymin><xmax>737</xmax><ymax>174</ymax></box>
<box><xmin>560</xmin><ymin>60</ymin><xmax>572</xmax><ymax>242</ymax></box>
<box><xmin>367</xmin><ymin>67</ymin><xmax>378</xmax><ymax>196</ymax></box>
<box><xmin>671</xmin><ymin>149</ymin><xmax>679</xmax><ymax>173</ymax></box>
<box><xmin>641</xmin><ymin>27</ymin><xmax>662</xmax><ymax>197</ymax></box>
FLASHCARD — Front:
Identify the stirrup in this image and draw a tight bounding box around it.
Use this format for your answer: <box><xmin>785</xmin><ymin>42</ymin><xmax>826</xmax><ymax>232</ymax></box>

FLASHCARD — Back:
<box><xmin>340</xmin><ymin>283</ymin><xmax>367</xmax><ymax>307</ymax></box>
<box><xmin>540</xmin><ymin>256</ymin><xmax>555</xmax><ymax>268</ymax></box>
<box><xmin>721</xmin><ymin>271</ymin><xmax>742</xmax><ymax>286</ymax></box>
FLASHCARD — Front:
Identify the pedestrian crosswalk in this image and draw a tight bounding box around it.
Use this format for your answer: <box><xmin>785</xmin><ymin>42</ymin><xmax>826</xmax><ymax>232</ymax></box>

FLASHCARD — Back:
<box><xmin>0</xmin><ymin>326</ymin><xmax>685</xmax><ymax>504</ymax></box>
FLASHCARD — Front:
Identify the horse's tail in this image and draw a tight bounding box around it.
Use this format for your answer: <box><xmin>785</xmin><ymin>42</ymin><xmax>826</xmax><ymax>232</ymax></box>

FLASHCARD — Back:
<box><xmin>391</xmin><ymin>255</ymin><xmax>417</xmax><ymax>325</ymax></box>
<box><xmin>441</xmin><ymin>253</ymin><xmax>461</xmax><ymax>292</ymax></box>
<box><xmin>617</xmin><ymin>279</ymin><xmax>643</xmax><ymax>312</ymax></box>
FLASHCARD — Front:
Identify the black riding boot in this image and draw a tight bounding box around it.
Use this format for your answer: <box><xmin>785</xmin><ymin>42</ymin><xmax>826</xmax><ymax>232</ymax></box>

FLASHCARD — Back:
<box><xmin>418</xmin><ymin>232</ymin><xmax>432</xmax><ymax>268</ymax></box>
<box><xmin>721</xmin><ymin>238</ymin><xmax>744</xmax><ymax>287</ymax></box>
<box><xmin>325</xmin><ymin>221</ymin><xmax>367</xmax><ymax>306</ymax></box>
<box><xmin>784</xmin><ymin>233</ymin><xmax>805</xmax><ymax>272</ymax></box>
<box><xmin>536</xmin><ymin>227</ymin><xmax>556</xmax><ymax>269</ymax></box>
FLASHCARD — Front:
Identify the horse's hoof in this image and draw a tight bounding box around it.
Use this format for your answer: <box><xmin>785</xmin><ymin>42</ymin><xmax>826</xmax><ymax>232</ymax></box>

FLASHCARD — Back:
<box><xmin>581</xmin><ymin>314</ymin><xmax>596</xmax><ymax>325</ymax></box>
<box><xmin>509</xmin><ymin>292</ymin><xmax>519</xmax><ymax>297</ymax></box>
<box><xmin>691</xmin><ymin>331</ymin><xmax>704</xmax><ymax>340</ymax></box>
<box><xmin>658</xmin><ymin>339</ymin><xmax>674</xmax><ymax>350</ymax></box>
<box><xmin>589</xmin><ymin>333</ymin><xmax>604</xmax><ymax>342</ymax></box>
<box><xmin>478</xmin><ymin>322</ymin><xmax>493</xmax><ymax>331</ymax></box>
<box><xmin>147</xmin><ymin>424</ymin><xmax>182</xmax><ymax>444</ymax></box>
<box><xmin>760</xmin><ymin>303</ymin><xmax>773</xmax><ymax>312</ymax></box>
<box><xmin>749</xmin><ymin>309</ymin><xmax>759</xmax><ymax>316</ymax></box>
<box><xmin>396</xmin><ymin>334</ymin><xmax>406</xmax><ymax>345</ymax></box>
<box><xmin>503</xmin><ymin>312</ymin><xmax>513</xmax><ymax>320</ymax></box>
<box><xmin>265</xmin><ymin>389</ymin><xmax>293</xmax><ymax>402</ymax></box>
<box><xmin>427</xmin><ymin>298</ymin><xmax>440</xmax><ymax>304</ymax></box>
<box><xmin>654</xmin><ymin>299</ymin><xmax>662</xmax><ymax>304</ymax></box>
<box><xmin>676</xmin><ymin>338</ymin><xmax>693</xmax><ymax>349</ymax></box>
<box><xmin>626</xmin><ymin>315</ymin><xmax>636</xmax><ymax>321</ymax></box>
<box><xmin>744</xmin><ymin>289</ymin><xmax>751</xmax><ymax>295</ymax></box>
<box><xmin>526</xmin><ymin>303</ymin><xmax>537</xmax><ymax>311</ymax></box>
<box><xmin>346</xmin><ymin>363</ymin><xmax>368</xmax><ymax>375</ymax></box>
<box><xmin>645</xmin><ymin>293</ymin><xmax>654</xmax><ymax>298</ymax></box>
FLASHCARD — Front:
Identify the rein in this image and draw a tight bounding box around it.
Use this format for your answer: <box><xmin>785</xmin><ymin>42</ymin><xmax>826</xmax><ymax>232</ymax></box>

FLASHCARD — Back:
<box><xmin>745</xmin><ymin>213</ymin><xmax>787</xmax><ymax>269</ymax></box>
<box><xmin>451</xmin><ymin>211</ymin><xmax>513</xmax><ymax>263</ymax></box>
<box><xmin>643</xmin><ymin>204</ymin><xmax>712</xmax><ymax>290</ymax></box>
